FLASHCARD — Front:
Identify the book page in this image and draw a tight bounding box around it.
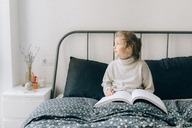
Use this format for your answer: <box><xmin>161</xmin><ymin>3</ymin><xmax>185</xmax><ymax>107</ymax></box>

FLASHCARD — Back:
<box><xmin>94</xmin><ymin>91</ymin><xmax>132</xmax><ymax>107</ymax></box>
<box><xmin>131</xmin><ymin>89</ymin><xmax>168</xmax><ymax>114</ymax></box>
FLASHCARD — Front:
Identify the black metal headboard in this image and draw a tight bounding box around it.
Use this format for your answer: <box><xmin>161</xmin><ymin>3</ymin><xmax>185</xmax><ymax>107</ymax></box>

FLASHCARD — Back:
<box><xmin>51</xmin><ymin>30</ymin><xmax>192</xmax><ymax>98</ymax></box>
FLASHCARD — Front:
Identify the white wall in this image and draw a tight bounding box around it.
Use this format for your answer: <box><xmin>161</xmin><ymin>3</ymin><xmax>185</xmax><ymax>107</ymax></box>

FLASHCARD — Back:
<box><xmin>0</xmin><ymin>0</ymin><xmax>13</xmax><ymax>127</ymax></box>
<box><xmin>1</xmin><ymin>1</ymin><xmax>192</xmax><ymax>126</ymax></box>
<box><xmin>0</xmin><ymin>0</ymin><xmax>13</xmax><ymax>91</ymax></box>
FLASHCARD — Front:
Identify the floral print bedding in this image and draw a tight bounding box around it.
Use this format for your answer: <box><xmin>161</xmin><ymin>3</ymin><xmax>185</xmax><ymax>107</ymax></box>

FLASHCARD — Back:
<box><xmin>22</xmin><ymin>97</ymin><xmax>192</xmax><ymax>128</ymax></box>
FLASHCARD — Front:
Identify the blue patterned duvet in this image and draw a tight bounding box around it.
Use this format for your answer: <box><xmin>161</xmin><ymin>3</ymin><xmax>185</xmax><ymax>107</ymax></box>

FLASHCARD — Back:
<box><xmin>22</xmin><ymin>97</ymin><xmax>192</xmax><ymax>128</ymax></box>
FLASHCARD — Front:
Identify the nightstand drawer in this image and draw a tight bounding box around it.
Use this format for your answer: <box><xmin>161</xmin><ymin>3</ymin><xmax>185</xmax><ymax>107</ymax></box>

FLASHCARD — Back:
<box><xmin>3</xmin><ymin>99</ymin><xmax>43</xmax><ymax>118</ymax></box>
<box><xmin>2</xmin><ymin>86</ymin><xmax>51</xmax><ymax>128</ymax></box>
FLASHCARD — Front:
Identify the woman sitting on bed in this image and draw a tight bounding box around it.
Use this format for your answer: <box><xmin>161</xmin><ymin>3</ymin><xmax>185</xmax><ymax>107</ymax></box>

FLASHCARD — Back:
<box><xmin>102</xmin><ymin>31</ymin><xmax>155</xmax><ymax>96</ymax></box>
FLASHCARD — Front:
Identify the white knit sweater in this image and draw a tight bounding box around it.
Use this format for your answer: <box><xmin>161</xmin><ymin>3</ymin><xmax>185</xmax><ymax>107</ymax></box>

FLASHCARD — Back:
<box><xmin>102</xmin><ymin>57</ymin><xmax>155</xmax><ymax>93</ymax></box>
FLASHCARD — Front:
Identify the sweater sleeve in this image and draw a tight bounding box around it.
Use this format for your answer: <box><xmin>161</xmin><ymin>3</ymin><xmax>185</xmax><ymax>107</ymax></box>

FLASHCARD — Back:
<box><xmin>142</xmin><ymin>61</ymin><xmax>155</xmax><ymax>93</ymax></box>
<box><xmin>101</xmin><ymin>63</ymin><xmax>113</xmax><ymax>93</ymax></box>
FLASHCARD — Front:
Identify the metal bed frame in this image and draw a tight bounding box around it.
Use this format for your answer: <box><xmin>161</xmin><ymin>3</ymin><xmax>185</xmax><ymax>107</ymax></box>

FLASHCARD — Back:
<box><xmin>51</xmin><ymin>30</ymin><xmax>192</xmax><ymax>98</ymax></box>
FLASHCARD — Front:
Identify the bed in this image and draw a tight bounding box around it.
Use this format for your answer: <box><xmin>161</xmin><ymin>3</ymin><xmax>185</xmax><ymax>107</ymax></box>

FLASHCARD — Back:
<box><xmin>22</xmin><ymin>30</ymin><xmax>192</xmax><ymax>128</ymax></box>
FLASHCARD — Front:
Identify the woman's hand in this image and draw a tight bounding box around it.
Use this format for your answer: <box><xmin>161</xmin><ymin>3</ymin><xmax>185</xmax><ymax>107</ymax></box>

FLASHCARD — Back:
<box><xmin>105</xmin><ymin>89</ymin><xmax>115</xmax><ymax>96</ymax></box>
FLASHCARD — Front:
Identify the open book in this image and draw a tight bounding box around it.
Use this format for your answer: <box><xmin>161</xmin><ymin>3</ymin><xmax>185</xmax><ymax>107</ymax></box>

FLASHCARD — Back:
<box><xmin>94</xmin><ymin>89</ymin><xmax>168</xmax><ymax>114</ymax></box>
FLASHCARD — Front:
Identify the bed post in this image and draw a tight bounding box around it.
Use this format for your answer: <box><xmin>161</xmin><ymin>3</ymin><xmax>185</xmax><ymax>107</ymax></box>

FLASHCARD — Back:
<box><xmin>51</xmin><ymin>31</ymin><xmax>77</xmax><ymax>98</ymax></box>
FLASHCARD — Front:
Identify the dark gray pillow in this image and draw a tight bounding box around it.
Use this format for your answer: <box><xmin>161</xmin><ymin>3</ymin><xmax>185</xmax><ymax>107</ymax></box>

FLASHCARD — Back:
<box><xmin>146</xmin><ymin>56</ymin><xmax>192</xmax><ymax>100</ymax></box>
<box><xmin>64</xmin><ymin>57</ymin><xmax>107</xmax><ymax>100</ymax></box>
<box><xmin>64</xmin><ymin>56</ymin><xmax>192</xmax><ymax>100</ymax></box>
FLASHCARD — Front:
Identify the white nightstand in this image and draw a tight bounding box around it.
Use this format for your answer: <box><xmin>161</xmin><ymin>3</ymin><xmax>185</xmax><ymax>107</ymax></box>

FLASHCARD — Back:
<box><xmin>2</xmin><ymin>86</ymin><xmax>51</xmax><ymax>128</ymax></box>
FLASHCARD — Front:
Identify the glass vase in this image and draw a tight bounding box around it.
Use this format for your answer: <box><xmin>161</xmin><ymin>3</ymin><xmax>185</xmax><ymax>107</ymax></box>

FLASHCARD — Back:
<box><xmin>25</xmin><ymin>65</ymin><xmax>34</xmax><ymax>82</ymax></box>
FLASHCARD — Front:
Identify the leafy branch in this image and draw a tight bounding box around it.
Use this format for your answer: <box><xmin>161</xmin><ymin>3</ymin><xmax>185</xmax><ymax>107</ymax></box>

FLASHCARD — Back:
<box><xmin>19</xmin><ymin>44</ymin><xmax>40</xmax><ymax>67</ymax></box>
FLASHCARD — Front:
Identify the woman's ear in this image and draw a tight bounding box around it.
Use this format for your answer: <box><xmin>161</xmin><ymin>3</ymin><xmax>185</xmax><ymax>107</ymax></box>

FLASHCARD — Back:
<box><xmin>130</xmin><ymin>44</ymin><xmax>134</xmax><ymax>48</ymax></box>
<box><xmin>125</xmin><ymin>46</ymin><xmax>133</xmax><ymax>57</ymax></box>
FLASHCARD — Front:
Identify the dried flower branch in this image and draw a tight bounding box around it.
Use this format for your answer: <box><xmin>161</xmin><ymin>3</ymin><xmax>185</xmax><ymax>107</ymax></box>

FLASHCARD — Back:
<box><xmin>19</xmin><ymin>44</ymin><xmax>40</xmax><ymax>67</ymax></box>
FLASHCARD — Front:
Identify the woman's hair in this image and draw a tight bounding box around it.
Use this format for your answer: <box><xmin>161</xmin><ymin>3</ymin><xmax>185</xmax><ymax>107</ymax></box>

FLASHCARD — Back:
<box><xmin>115</xmin><ymin>31</ymin><xmax>141</xmax><ymax>60</ymax></box>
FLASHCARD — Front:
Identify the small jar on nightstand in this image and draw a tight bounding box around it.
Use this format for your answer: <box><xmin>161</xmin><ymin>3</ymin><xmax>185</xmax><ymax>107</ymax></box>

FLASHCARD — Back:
<box><xmin>1</xmin><ymin>85</ymin><xmax>51</xmax><ymax>128</ymax></box>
